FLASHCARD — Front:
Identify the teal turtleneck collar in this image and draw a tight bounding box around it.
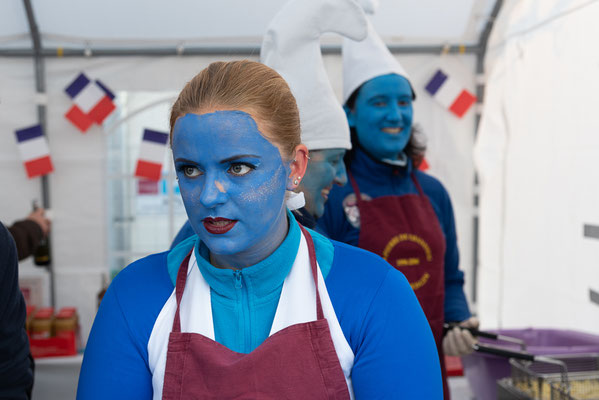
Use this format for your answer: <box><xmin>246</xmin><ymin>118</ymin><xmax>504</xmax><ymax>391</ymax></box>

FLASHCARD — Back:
<box><xmin>193</xmin><ymin>210</ymin><xmax>300</xmax><ymax>299</ymax></box>
<box><xmin>166</xmin><ymin>209</ymin><xmax>334</xmax><ymax>289</ymax></box>
<box><xmin>167</xmin><ymin>209</ymin><xmax>300</xmax><ymax>295</ymax></box>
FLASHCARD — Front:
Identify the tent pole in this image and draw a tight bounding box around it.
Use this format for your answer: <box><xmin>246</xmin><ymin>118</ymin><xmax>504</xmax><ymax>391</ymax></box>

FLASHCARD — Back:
<box><xmin>0</xmin><ymin>44</ymin><xmax>479</xmax><ymax>58</ymax></box>
<box><xmin>472</xmin><ymin>0</ymin><xmax>504</xmax><ymax>305</ymax></box>
<box><xmin>23</xmin><ymin>0</ymin><xmax>55</xmax><ymax>308</ymax></box>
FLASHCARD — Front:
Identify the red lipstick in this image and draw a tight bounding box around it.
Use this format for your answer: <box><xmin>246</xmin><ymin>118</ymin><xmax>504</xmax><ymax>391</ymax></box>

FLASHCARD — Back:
<box><xmin>203</xmin><ymin>217</ymin><xmax>237</xmax><ymax>234</ymax></box>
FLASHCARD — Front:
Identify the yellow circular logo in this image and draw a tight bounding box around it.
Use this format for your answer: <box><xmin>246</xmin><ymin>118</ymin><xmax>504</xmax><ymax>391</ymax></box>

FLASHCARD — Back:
<box><xmin>382</xmin><ymin>233</ymin><xmax>433</xmax><ymax>290</ymax></box>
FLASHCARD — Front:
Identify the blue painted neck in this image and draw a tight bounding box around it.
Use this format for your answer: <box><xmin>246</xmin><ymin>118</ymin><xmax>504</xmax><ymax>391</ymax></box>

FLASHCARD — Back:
<box><xmin>209</xmin><ymin>207</ymin><xmax>289</xmax><ymax>269</ymax></box>
<box><xmin>195</xmin><ymin>209</ymin><xmax>300</xmax><ymax>297</ymax></box>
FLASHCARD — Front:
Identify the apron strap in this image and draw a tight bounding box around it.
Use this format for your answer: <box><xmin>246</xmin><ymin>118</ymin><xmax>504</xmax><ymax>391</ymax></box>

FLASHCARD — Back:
<box><xmin>172</xmin><ymin>249</ymin><xmax>193</xmax><ymax>333</ymax></box>
<box><xmin>410</xmin><ymin>172</ymin><xmax>426</xmax><ymax>198</ymax></box>
<box><xmin>348</xmin><ymin>171</ymin><xmax>364</xmax><ymax>206</ymax></box>
<box><xmin>297</xmin><ymin>224</ymin><xmax>325</xmax><ymax>321</ymax></box>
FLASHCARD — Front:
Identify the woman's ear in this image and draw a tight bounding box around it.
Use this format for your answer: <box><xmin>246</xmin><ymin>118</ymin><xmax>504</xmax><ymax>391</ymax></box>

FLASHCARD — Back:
<box><xmin>344</xmin><ymin>104</ymin><xmax>356</xmax><ymax>128</ymax></box>
<box><xmin>287</xmin><ymin>144</ymin><xmax>309</xmax><ymax>190</ymax></box>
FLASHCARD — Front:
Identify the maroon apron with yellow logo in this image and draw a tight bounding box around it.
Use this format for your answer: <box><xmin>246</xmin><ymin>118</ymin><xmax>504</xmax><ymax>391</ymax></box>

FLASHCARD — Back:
<box><xmin>349</xmin><ymin>171</ymin><xmax>450</xmax><ymax>398</ymax></box>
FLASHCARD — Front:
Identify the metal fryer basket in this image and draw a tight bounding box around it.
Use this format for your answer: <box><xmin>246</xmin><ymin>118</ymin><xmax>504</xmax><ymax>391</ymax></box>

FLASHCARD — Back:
<box><xmin>550</xmin><ymin>371</ymin><xmax>599</xmax><ymax>400</ymax></box>
<box><xmin>509</xmin><ymin>354</ymin><xmax>599</xmax><ymax>400</ymax></box>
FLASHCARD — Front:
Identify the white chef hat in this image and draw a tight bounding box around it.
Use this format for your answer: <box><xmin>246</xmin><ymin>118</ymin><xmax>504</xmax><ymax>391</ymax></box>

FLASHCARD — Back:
<box><xmin>261</xmin><ymin>0</ymin><xmax>368</xmax><ymax>150</ymax></box>
<box><xmin>342</xmin><ymin>16</ymin><xmax>416</xmax><ymax>105</ymax></box>
<box><xmin>357</xmin><ymin>0</ymin><xmax>379</xmax><ymax>15</ymax></box>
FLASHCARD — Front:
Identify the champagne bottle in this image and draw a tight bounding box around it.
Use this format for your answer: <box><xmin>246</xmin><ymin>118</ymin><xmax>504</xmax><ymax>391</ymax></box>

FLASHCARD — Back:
<box><xmin>33</xmin><ymin>237</ymin><xmax>50</xmax><ymax>266</ymax></box>
<box><xmin>32</xmin><ymin>200</ymin><xmax>51</xmax><ymax>267</ymax></box>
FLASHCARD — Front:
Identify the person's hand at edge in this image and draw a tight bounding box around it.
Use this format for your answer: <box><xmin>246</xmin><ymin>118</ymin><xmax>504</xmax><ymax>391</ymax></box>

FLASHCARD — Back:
<box><xmin>26</xmin><ymin>208</ymin><xmax>50</xmax><ymax>237</ymax></box>
<box><xmin>442</xmin><ymin>316</ymin><xmax>479</xmax><ymax>356</ymax></box>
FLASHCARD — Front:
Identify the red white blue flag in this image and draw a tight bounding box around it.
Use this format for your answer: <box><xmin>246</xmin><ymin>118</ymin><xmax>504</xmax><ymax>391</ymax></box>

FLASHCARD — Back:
<box><xmin>134</xmin><ymin>129</ymin><xmax>169</xmax><ymax>181</ymax></box>
<box><xmin>425</xmin><ymin>69</ymin><xmax>477</xmax><ymax>118</ymax></box>
<box><xmin>15</xmin><ymin>124</ymin><xmax>54</xmax><ymax>178</ymax></box>
<box><xmin>64</xmin><ymin>72</ymin><xmax>116</xmax><ymax>133</ymax></box>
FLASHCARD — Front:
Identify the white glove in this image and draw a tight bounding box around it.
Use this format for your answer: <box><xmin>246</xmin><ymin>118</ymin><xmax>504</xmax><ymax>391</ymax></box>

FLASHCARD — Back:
<box><xmin>442</xmin><ymin>317</ymin><xmax>479</xmax><ymax>357</ymax></box>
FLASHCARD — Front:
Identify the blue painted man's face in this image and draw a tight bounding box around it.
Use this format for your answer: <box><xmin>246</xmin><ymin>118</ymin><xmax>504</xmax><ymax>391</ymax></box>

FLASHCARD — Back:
<box><xmin>347</xmin><ymin>74</ymin><xmax>413</xmax><ymax>161</ymax></box>
<box><xmin>172</xmin><ymin>111</ymin><xmax>290</xmax><ymax>257</ymax></box>
<box><xmin>298</xmin><ymin>148</ymin><xmax>347</xmax><ymax>219</ymax></box>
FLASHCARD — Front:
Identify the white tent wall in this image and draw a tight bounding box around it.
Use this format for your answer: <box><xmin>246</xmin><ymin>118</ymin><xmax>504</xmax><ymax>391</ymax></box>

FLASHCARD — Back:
<box><xmin>475</xmin><ymin>0</ymin><xmax>599</xmax><ymax>333</ymax></box>
<box><xmin>1</xmin><ymin>51</ymin><xmax>477</xmax><ymax>344</ymax></box>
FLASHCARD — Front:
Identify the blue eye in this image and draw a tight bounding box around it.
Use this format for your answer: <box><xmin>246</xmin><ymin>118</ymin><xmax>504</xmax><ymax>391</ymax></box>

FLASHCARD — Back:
<box><xmin>229</xmin><ymin>163</ymin><xmax>255</xmax><ymax>176</ymax></box>
<box><xmin>183</xmin><ymin>166</ymin><xmax>201</xmax><ymax>178</ymax></box>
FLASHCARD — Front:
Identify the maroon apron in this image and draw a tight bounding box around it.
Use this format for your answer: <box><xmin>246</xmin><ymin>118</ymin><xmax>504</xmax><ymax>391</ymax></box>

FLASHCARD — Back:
<box><xmin>349</xmin><ymin>171</ymin><xmax>450</xmax><ymax>399</ymax></box>
<box><xmin>161</xmin><ymin>224</ymin><xmax>350</xmax><ymax>400</ymax></box>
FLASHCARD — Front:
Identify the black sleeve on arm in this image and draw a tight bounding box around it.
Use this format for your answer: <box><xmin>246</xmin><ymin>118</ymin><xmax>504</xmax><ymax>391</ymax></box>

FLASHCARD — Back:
<box><xmin>0</xmin><ymin>222</ymin><xmax>34</xmax><ymax>399</ymax></box>
<box><xmin>7</xmin><ymin>220</ymin><xmax>43</xmax><ymax>261</ymax></box>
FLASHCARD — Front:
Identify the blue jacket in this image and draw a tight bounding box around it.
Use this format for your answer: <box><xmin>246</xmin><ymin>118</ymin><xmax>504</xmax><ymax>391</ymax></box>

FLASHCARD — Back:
<box><xmin>78</xmin><ymin>214</ymin><xmax>442</xmax><ymax>399</ymax></box>
<box><xmin>319</xmin><ymin>148</ymin><xmax>471</xmax><ymax>322</ymax></box>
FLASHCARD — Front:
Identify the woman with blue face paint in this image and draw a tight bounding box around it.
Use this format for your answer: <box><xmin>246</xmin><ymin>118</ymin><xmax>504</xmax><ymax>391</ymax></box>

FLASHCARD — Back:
<box><xmin>77</xmin><ymin>60</ymin><xmax>442</xmax><ymax>399</ymax></box>
<box><xmin>318</xmin><ymin>18</ymin><xmax>477</xmax><ymax>399</ymax></box>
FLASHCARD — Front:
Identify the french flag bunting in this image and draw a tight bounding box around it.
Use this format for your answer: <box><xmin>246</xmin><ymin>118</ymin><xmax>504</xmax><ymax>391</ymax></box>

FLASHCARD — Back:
<box><xmin>425</xmin><ymin>69</ymin><xmax>477</xmax><ymax>118</ymax></box>
<box><xmin>134</xmin><ymin>129</ymin><xmax>169</xmax><ymax>181</ymax></box>
<box><xmin>64</xmin><ymin>72</ymin><xmax>116</xmax><ymax>133</ymax></box>
<box><xmin>15</xmin><ymin>125</ymin><xmax>54</xmax><ymax>179</ymax></box>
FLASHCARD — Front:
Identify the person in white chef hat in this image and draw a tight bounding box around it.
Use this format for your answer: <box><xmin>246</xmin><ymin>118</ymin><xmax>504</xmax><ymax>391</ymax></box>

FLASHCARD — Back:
<box><xmin>261</xmin><ymin>0</ymin><xmax>356</xmax><ymax>230</ymax></box>
<box><xmin>317</xmin><ymin>2</ymin><xmax>478</xmax><ymax>398</ymax></box>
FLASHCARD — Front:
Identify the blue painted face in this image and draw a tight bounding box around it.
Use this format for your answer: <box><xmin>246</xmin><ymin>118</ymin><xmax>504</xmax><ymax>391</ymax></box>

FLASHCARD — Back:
<box><xmin>172</xmin><ymin>111</ymin><xmax>290</xmax><ymax>263</ymax></box>
<box><xmin>348</xmin><ymin>74</ymin><xmax>414</xmax><ymax>161</ymax></box>
<box><xmin>298</xmin><ymin>148</ymin><xmax>347</xmax><ymax>219</ymax></box>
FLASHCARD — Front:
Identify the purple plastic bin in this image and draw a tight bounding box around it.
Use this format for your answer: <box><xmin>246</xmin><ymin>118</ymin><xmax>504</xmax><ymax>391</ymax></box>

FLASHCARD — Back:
<box><xmin>461</xmin><ymin>328</ymin><xmax>599</xmax><ymax>400</ymax></box>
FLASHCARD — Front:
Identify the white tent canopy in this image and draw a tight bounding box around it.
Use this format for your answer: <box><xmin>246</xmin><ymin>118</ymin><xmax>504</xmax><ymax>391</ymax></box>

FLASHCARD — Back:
<box><xmin>1</xmin><ymin>0</ymin><xmax>597</xmax><ymax>349</ymax></box>
<box><xmin>1</xmin><ymin>0</ymin><xmax>495</xmax><ymax>48</ymax></box>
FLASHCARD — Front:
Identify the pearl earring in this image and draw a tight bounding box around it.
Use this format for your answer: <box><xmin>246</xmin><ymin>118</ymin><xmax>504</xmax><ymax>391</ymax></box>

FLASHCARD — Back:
<box><xmin>294</xmin><ymin>179</ymin><xmax>299</xmax><ymax>185</ymax></box>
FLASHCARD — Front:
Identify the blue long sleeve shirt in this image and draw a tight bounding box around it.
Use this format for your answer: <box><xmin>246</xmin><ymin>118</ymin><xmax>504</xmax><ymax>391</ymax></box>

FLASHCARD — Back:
<box><xmin>318</xmin><ymin>148</ymin><xmax>471</xmax><ymax>322</ymax></box>
<box><xmin>78</xmin><ymin>212</ymin><xmax>442</xmax><ymax>399</ymax></box>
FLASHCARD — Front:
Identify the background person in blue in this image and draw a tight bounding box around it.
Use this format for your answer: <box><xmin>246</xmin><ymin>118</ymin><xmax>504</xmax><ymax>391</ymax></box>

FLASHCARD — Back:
<box><xmin>78</xmin><ymin>58</ymin><xmax>442</xmax><ymax>398</ymax></box>
<box><xmin>318</xmin><ymin>11</ymin><xmax>478</xmax><ymax>399</ymax></box>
